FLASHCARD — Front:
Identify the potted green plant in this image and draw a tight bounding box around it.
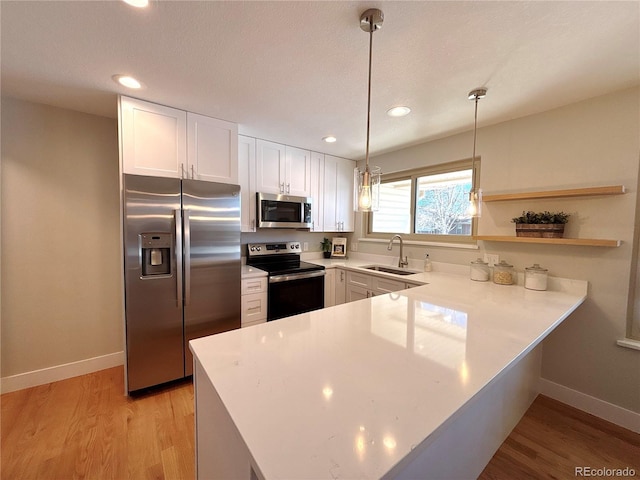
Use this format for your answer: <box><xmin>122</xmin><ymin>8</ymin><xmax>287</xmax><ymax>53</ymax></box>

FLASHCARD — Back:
<box><xmin>511</xmin><ymin>210</ymin><xmax>570</xmax><ymax>238</ymax></box>
<box><xmin>321</xmin><ymin>238</ymin><xmax>332</xmax><ymax>258</ymax></box>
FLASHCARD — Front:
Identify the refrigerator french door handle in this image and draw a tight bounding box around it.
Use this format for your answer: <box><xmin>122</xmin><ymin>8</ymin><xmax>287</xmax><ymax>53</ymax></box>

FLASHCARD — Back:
<box><xmin>184</xmin><ymin>209</ymin><xmax>191</xmax><ymax>305</ymax></box>
<box><xmin>174</xmin><ymin>209</ymin><xmax>183</xmax><ymax>307</ymax></box>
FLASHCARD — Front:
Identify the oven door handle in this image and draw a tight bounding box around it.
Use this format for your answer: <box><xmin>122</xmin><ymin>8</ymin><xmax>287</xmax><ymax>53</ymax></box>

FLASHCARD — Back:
<box><xmin>269</xmin><ymin>270</ymin><xmax>326</xmax><ymax>284</ymax></box>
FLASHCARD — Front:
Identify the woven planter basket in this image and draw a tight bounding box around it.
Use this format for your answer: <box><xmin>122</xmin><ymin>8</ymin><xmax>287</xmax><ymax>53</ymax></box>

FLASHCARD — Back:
<box><xmin>515</xmin><ymin>223</ymin><xmax>565</xmax><ymax>238</ymax></box>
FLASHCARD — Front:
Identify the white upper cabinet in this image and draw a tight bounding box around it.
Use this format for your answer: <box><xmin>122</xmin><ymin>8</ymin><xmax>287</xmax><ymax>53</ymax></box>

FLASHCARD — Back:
<box><xmin>238</xmin><ymin>135</ymin><xmax>257</xmax><ymax>232</ymax></box>
<box><xmin>285</xmin><ymin>146</ymin><xmax>312</xmax><ymax>197</ymax></box>
<box><xmin>256</xmin><ymin>140</ymin><xmax>311</xmax><ymax>197</ymax></box>
<box><xmin>186</xmin><ymin>112</ymin><xmax>238</xmax><ymax>184</ymax></box>
<box><xmin>256</xmin><ymin>139</ymin><xmax>286</xmax><ymax>195</ymax></box>
<box><xmin>336</xmin><ymin>156</ymin><xmax>355</xmax><ymax>231</ymax></box>
<box><xmin>323</xmin><ymin>155</ymin><xmax>355</xmax><ymax>232</ymax></box>
<box><xmin>119</xmin><ymin>96</ymin><xmax>238</xmax><ymax>184</ymax></box>
<box><xmin>309</xmin><ymin>152</ymin><xmax>324</xmax><ymax>232</ymax></box>
<box><xmin>120</xmin><ymin>96</ymin><xmax>186</xmax><ymax>178</ymax></box>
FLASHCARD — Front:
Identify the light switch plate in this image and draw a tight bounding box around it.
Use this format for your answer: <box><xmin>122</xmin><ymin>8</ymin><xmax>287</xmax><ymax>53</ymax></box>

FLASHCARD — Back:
<box><xmin>303</xmin><ymin>242</ymin><xmax>308</xmax><ymax>251</ymax></box>
<box><xmin>484</xmin><ymin>253</ymin><xmax>499</xmax><ymax>267</ymax></box>
<box><xmin>351</xmin><ymin>242</ymin><xmax>358</xmax><ymax>251</ymax></box>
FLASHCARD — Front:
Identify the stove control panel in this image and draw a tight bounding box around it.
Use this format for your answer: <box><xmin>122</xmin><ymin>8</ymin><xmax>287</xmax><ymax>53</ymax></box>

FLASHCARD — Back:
<box><xmin>247</xmin><ymin>242</ymin><xmax>302</xmax><ymax>256</ymax></box>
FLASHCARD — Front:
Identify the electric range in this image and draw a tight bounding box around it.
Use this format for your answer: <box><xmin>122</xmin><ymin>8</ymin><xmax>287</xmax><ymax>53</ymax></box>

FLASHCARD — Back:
<box><xmin>246</xmin><ymin>242</ymin><xmax>325</xmax><ymax>321</ymax></box>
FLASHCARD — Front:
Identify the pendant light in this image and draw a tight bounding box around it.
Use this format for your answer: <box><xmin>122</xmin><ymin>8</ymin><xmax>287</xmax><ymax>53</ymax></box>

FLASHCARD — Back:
<box><xmin>467</xmin><ymin>88</ymin><xmax>487</xmax><ymax>218</ymax></box>
<box><xmin>354</xmin><ymin>8</ymin><xmax>383</xmax><ymax>212</ymax></box>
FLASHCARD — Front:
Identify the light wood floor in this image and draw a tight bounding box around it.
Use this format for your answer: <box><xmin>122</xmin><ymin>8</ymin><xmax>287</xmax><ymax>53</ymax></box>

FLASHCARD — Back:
<box><xmin>2</xmin><ymin>366</ymin><xmax>639</xmax><ymax>479</ymax></box>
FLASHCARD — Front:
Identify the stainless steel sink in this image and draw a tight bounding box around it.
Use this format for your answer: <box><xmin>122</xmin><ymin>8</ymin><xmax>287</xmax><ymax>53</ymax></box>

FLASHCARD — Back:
<box><xmin>362</xmin><ymin>265</ymin><xmax>417</xmax><ymax>276</ymax></box>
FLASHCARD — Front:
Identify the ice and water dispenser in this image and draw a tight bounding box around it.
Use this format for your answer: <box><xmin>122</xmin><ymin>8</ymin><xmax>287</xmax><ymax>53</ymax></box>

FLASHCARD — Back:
<box><xmin>140</xmin><ymin>233</ymin><xmax>172</xmax><ymax>277</ymax></box>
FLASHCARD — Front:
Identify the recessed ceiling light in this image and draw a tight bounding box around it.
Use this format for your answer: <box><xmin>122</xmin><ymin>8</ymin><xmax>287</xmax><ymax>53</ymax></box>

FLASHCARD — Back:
<box><xmin>122</xmin><ymin>0</ymin><xmax>149</xmax><ymax>7</ymax></box>
<box><xmin>323</xmin><ymin>136</ymin><xmax>337</xmax><ymax>143</ymax></box>
<box><xmin>386</xmin><ymin>106</ymin><xmax>411</xmax><ymax>117</ymax></box>
<box><xmin>113</xmin><ymin>74</ymin><xmax>143</xmax><ymax>89</ymax></box>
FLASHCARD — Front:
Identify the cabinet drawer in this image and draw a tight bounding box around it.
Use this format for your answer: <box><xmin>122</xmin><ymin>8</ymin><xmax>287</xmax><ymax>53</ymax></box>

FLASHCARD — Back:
<box><xmin>242</xmin><ymin>318</ymin><xmax>267</xmax><ymax>329</ymax></box>
<box><xmin>241</xmin><ymin>277</ymin><xmax>267</xmax><ymax>295</ymax></box>
<box><xmin>347</xmin><ymin>271</ymin><xmax>371</xmax><ymax>288</ymax></box>
<box><xmin>241</xmin><ymin>292</ymin><xmax>267</xmax><ymax>326</ymax></box>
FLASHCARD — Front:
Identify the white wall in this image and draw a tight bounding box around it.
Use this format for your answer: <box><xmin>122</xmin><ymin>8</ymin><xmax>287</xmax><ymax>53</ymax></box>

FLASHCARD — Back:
<box><xmin>1</xmin><ymin>97</ymin><xmax>123</xmax><ymax>380</ymax></box>
<box><xmin>354</xmin><ymin>87</ymin><xmax>640</xmax><ymax>413</ymax></box>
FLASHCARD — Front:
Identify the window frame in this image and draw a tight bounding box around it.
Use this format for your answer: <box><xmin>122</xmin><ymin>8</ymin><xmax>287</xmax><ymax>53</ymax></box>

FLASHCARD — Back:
<box><xmin>365</xmin><ymin>158</ymin><xmax>480</xmax><ymax>244</ymax></box>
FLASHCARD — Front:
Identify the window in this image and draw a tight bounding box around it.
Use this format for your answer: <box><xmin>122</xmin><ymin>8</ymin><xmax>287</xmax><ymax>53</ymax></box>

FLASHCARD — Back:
<box><xmin>367</xmin><ymin>159</ymin><xmax>479</xmax><ymax>243</ymax></box>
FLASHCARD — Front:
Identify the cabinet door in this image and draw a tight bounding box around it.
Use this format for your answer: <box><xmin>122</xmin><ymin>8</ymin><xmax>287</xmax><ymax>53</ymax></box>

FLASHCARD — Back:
<box><xmin>120</xmin><ymin>96</ymin><xmax>186</xmax><ymax>178</ymax></box>
<box><xmin>324</xmin><ymin>269</ymin><xmax>336</xmax><ymax>307</ymax></box>
<box><xmin>372</xmin><ymin>276</ymin><xmax>406</xmax><ymax>295</ymax></box>
<box><xmin>187</xmin><ymin>112</ymin><xmax>238</xmax><ymax>184</ymax></box>
<box><xmin>347</xmin><ymin>284</ymin><xmax>370</xmax><ymax>303</ymax></box>
<box><xmin>336</xmin><ymin>157</ymin><xmax>355</xmax><ymax>232</ymax></box>
<box><xmin>310</xmin><ymin>152</ymin><xmax>324</xmax><ymax>231</ymax></box>
<box><xmin>323</xmin><ymin>155</ymin><xmax>355</xmax><ymax>232</ymax></box>
<box><xmin>238</xmin><ymin>135</ymin><xmax>257</xmax><ymax>232</ymax></box>
<box><xmin>285</xmin><ymin>146</ymin><xmax>311</xmax><ymax>197</ymax></box>
<box><xmin>335</xmin><ymin>268</ymin><xmax>346</xmax><ymax>305</ymax></box>
<box><xmin>323</xmin><ymin>156</ymin><xmax>339</xmax><ymax>231</ymax></box>
<box><xmin>256</xmin><ymin>140</ymin><xmax>286</xmax><ymax>194</ymax></box>
<box><xmin>347</xmin><ymin>271</ymin><xmax>371</xmax><ymax>289</ymax></box>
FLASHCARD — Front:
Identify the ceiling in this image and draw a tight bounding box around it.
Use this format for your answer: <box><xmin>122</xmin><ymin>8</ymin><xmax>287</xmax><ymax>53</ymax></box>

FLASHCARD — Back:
<box><xmin>2</xmin><ymin>1</ymin><xmax>638</xmax><ymax>160</ymax></box>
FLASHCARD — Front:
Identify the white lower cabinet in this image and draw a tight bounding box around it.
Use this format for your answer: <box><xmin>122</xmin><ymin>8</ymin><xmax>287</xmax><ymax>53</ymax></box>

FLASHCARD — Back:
<box><xmin>346</xmin><ymin>271</ymin><xmax>416</xmax><ymax>302</ymax></box>
<box><xmin>346</xmin><ymin>284</ymin><xmax>370</xmax><ymax>302</ymax></box>
<box><xmin>241</xmin><ymin>277</ymin><xmax>267</xmax><ymax>327</ymax></box>
<box><xmin>373</xmin><ymin>276</ymin><xmax>409</xmax><ymax>294</ymax></box>
<box><xmin>325</xmin><ymin>268</ymin><xmax>351</xmax><ymax>307</ymax></box>
<box><xmin>335</xmin><ymin>268</ymin><xmax>347</xmax><ymax>305</ymax></box>
<box><xmin>324</xmin><ymin>269</ymin><xmax>335</xmax><ymax>307</ymax></box>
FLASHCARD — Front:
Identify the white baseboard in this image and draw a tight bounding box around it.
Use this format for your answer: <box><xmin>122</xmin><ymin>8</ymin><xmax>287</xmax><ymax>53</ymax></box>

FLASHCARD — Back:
<box><xmin>539</xmin><ymin>378</ymin><xmax>640</xmax><ymax>433</ymax></box>
<box><xmin>1</xmin><ymin>351</ymin><xmax>124</xmax><ymax>394</ymax></box>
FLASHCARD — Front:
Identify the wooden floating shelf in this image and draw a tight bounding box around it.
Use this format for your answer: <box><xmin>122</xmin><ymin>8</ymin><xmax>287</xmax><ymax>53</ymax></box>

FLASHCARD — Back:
<box><xmin>474</xmin><ymin>236</ymin><xmax>621</xmax><ymax>247</ymax></box>
<box><xmin>482</xmin><ymin>185</ymin><xmax>626</xmax><ymax>202</ymax></box>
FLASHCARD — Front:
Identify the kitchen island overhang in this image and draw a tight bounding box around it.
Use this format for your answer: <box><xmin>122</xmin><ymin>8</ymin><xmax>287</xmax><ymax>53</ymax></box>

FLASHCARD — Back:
<box><xmin>190</xmin><ymin>271</ymin><xmax>587</xmax><ymax>479</ymax></box>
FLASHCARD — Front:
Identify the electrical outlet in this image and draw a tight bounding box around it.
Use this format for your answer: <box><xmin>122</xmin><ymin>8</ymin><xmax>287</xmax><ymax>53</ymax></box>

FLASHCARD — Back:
<box><xmin>484</xmin><ymin>253</ymin><xmax>499</xmax><ymax>267</ymax></box>
<box><xmin>303</xmin><ymin>242</ymin><xmax>308</xmax><ymax>251</ymax></box>
<box><xmin>351</xmin><ymin>242</ymin><xmax>358</xmax><ymax>251</ymax></box>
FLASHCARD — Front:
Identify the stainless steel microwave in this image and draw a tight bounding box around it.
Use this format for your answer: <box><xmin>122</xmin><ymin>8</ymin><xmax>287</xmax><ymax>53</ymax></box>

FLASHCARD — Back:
<box><xmin>257</xmin><ymin>192</ymin><xmax>312</xmax><ymax>229</ymax></box>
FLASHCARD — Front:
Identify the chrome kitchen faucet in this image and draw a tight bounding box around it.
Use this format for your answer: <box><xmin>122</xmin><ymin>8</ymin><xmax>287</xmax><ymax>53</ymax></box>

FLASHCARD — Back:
<box><xmin>387</xmin><ymin>234</ymin><xmax>409</xmax><ymax>269</ymax></box>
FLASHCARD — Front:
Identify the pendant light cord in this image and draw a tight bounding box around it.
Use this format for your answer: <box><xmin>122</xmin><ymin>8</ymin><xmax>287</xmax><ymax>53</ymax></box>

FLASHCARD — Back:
<box><xmin>365</xmin><ymin>24</ymin><xmax>373</xmax><ymax>172</ymax></box>
<box><xmin>471</xmin><ymin>95</ymin><xmax>478</xmax><ymax>186</ymax></box>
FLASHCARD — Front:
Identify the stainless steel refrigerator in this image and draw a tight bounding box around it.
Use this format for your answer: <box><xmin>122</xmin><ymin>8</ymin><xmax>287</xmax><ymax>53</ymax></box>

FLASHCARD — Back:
<box><xmin>123</xmin><ymin>174</ymin><xmax>241</xmax><ymax>393</ymax></box>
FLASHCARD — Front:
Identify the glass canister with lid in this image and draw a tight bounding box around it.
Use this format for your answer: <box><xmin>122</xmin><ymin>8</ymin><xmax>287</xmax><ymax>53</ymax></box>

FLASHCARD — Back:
<box><xmin>470</xmin><ymin>258</ymin><xmax>490</xmax><ymax>281</ymax></box>
<box><xmin>525</xmin><ymin>263</ymin><xmax>548</xmax><ymax>291</ymax></box>
<box><xmin>493</xmin><ymin>260</ymin><xmax>515</xmax><ymax>285</ymax></box>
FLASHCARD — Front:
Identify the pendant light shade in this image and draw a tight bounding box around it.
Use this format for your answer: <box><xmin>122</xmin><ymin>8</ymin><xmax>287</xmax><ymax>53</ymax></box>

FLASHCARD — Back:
<box><xmin>354</xmin><ymin>165</ymin><xmax>381</xmax><ymax>211</ymax></box>
<box><xmin>467</xmin><ymin>88</ymin><xmax>487</xmax><ymax>218</ymax></box>
<box><xmin>354</xmin><ymin>8</ymin><xmax>383</xmax><ymax>212</ymax></box>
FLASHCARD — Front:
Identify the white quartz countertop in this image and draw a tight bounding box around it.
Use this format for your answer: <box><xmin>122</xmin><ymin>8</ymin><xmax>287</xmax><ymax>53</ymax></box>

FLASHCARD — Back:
<box><xmin>241</xmin><ymin>265</ymin><xmax>268</xmax><ymax>279</ymax></box>
<box><xmin>191</xmin><ymin>264</ymin><xmax>587</xmax><ymax>479</ymax></box>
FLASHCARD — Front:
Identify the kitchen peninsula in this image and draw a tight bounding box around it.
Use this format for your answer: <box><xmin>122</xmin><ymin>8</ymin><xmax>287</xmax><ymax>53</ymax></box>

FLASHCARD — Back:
<box><xmin>190</xmin><ymin>268</ymin><xmax>587</xmax><ymax>479</ymax></box>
